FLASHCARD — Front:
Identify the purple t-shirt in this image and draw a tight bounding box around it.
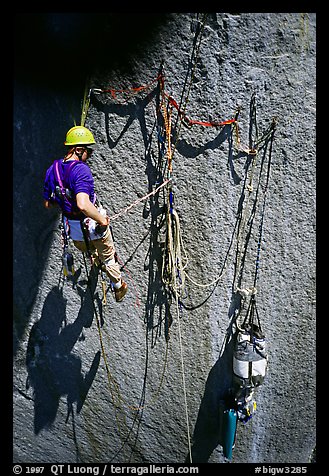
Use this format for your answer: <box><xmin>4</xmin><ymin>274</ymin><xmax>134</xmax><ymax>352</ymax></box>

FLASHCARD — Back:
<box><xmin>43</xmin><ymin>158</ymin><xmax>95</xmax><ymax>215</ymax></box>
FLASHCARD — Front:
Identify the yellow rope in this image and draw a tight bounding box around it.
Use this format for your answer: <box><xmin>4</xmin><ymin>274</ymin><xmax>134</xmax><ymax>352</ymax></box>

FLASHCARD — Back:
<box><xmin>80</xmin><ymin>81</ymin><xmax>91</xmax><ymax>126</ymax></box>
<box><xmin>161</xmin><ymin>208</ymin><xmax>188</xmax><ymax>299</ymax></box>
<box><xmin>160</xmin><ymin>207</ymin><xmax>192</xmax><ymax>461</ymax></box>
<box><xmin>174</xmin><ymin>276</ymin><xmax>193</xmax><ymax>463</ymax></box>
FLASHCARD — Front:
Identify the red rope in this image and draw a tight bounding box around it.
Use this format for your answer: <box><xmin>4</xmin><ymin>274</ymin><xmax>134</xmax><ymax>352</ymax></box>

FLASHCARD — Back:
<box><xmin>164</xmin><ymin>93</ymin><xmax>236</xmax><ymax>128</ymax></box>
<box><xmin>98</xmin><ymin>73</ymin><xmax>163</xmax><ymax>98</ymax></box>
<box><xmin>95</xmin><ymin>71</ymin><xmax>236</xmax><ymax>128</ymax></box>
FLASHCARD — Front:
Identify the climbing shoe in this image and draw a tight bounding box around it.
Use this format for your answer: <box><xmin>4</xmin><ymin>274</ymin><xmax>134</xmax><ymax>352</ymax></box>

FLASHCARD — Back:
<box><xmin>114</xmin><ymin>281</ymin><xmax>128</xmax><ymax>302</ymax></box>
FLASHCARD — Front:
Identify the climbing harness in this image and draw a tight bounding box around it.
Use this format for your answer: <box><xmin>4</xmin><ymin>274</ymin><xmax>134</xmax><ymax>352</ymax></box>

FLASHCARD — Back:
<box><xmin>52</xmin><ymin>159</ymin><xmax>81</xmax><ymax>215</ymax></box>
<box><xmin>52</xmin><ymin>159</ymin><xmax>81</xmax><ymax>279</ymax></box>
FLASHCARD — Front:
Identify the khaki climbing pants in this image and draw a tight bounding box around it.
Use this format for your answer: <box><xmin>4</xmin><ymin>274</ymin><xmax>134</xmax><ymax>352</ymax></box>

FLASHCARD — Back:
<box><xmin>73</xmin><ymin>226</ymin><xmax>122</xmax><ymax>284</ymax></box>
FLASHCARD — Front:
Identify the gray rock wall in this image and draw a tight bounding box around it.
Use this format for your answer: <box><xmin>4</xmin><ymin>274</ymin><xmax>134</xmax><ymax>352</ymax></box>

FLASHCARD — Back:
<box><xmin>13</xmin><ymin>13</ymin><xmax>316</xmax><ymax>464</ymax></box>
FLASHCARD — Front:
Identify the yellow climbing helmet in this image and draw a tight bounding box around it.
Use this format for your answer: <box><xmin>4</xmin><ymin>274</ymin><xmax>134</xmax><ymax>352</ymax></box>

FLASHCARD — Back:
<box><xmin>64</xmin><ymin>126</ymin><xmax>96</xmax><ymax>146</ymax></box>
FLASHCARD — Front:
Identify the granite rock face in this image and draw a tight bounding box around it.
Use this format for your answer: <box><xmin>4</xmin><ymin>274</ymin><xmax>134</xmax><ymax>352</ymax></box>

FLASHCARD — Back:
<box><xmin>13</xmin><ymin>13</ymin><xmax>316</xmax><ymax>464</ymax></box>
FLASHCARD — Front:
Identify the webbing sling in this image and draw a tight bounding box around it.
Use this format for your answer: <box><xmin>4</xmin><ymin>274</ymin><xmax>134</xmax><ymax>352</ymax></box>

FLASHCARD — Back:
<box><xmin>53</xmin><ymin>159</ymin><xmax>79</xmax><ymax>209</ymax></box>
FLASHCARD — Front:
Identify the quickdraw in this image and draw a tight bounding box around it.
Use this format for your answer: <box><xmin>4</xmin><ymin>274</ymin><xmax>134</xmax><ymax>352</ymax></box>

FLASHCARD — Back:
<box><xmin>61</xmin><ymin>216</ymin><xmax>75</xmax><ymax>278</ymax></box>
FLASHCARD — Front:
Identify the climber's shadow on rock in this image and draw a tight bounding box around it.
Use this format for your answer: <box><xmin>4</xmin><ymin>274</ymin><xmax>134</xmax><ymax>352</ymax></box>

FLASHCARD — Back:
<box><xmin>26</xmin><ymin>285</ymin><xmax>100</xmax><ymax>435</ymax></box>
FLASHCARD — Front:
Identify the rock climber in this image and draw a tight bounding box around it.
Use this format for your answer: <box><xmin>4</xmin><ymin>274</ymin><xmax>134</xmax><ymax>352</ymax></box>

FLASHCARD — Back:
<box><xmin>43</xmin><ymin>125</ymin><xmax>128</xmax><ymax>302</ymax></box>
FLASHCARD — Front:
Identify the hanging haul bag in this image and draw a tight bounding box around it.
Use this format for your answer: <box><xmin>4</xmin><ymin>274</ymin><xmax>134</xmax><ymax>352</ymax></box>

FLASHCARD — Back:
<box><xmin>233</xmin><ymin>324</ymin><xmax>267</xmax><ymax>387</ymax></box>
<box><xmin>233</xmin><ymin>295</ymin><xmax>268</xmax><ymax>388</ymax></box>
